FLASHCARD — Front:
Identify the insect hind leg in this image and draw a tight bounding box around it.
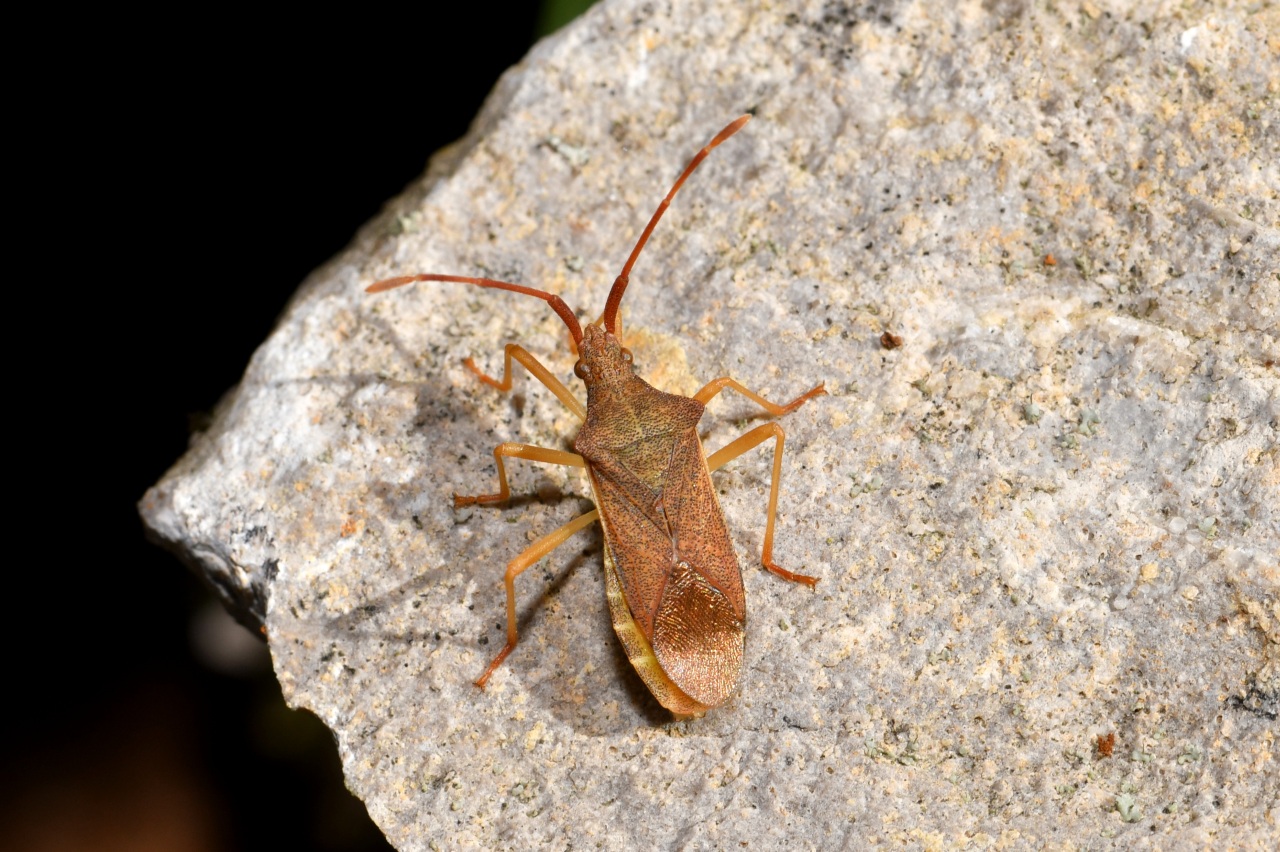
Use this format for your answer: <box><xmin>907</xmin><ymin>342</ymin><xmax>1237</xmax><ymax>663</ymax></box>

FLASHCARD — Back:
<box><xmin>475</xmin><ymin>509</ymin><xmax>600</xmax><ymax>689</ymax></box>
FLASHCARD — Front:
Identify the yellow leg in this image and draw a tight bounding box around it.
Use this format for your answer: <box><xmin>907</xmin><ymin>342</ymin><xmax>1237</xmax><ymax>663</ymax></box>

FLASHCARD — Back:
<box><xmin>705</xmin><ymin>423</ymin><xmax>818</xmax><ymax>589</ymax></box>
<box><xmin>693</xmin><ymin>376</ymin><xmax>826</xmax><ymax>415</ymax></box>
<box><xmin>475</xmin><ymin>509</ymin><xmax>601</xmax><ymax>688</ymax></box>
<box><xmin>465</xmin><ymin>343</ymin><xmax>586</xmax><ymax>421</ymax></box>
<box><xmin>454</xmin><ymin>443</ymin><xmax>586</xmax><ymax>508</ymax></box>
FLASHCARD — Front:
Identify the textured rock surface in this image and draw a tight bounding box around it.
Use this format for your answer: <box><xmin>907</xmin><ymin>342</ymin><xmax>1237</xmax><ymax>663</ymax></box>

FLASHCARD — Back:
<box><xmin>141</xmin><ymin>0</ymin><xmax>1278</xmax><ymax>848</ymax></box>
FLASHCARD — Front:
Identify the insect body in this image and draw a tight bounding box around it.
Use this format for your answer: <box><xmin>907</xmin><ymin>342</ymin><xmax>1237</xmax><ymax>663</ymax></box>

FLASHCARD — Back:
<box><xmin>368</xmin><ymin>115</ymin><xmax>824</xmax><ymax>717</ymax></box>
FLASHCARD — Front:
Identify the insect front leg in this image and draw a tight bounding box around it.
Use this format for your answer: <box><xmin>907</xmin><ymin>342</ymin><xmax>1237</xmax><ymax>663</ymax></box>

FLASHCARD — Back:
<box><xmin>705</xmin><ymin>423</ymin><xmax>818</xmax><ymax>588</ymax></box>
<box><xmin>465</xmin><ymin>343</ymin><xmax>586</xmax><ymax>420</ymax></box>
<box><xmin>454</xmin><ymin>444</ymin><xmax>586</xmax><ymax>507</ymax></box>
<box><xmin>475</xmin><ymin>509</ymin><xmax>600</xmax><ymax>689</ymax></box>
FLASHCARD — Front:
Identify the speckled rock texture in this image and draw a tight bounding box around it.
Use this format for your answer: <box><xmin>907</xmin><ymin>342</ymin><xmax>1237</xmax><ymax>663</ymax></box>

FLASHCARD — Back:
<box><xmin>141</xmin><ymin>1</ymin><xmax>1278</xmax><ymax>848</ymax></box>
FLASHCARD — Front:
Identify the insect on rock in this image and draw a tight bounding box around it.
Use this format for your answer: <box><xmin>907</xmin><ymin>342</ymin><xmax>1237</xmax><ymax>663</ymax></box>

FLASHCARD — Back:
<box><xmin>367</xmin><ymin>115</ymin><xmax>825</xmax><ymax>718</ymax></box>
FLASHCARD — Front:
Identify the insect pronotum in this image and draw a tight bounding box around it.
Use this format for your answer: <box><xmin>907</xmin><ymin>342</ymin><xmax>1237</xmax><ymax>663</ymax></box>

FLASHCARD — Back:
<box><xmin>368</xmin><ymin>115</ymin><xmax>825</xmax><ymax>718</ymax></box>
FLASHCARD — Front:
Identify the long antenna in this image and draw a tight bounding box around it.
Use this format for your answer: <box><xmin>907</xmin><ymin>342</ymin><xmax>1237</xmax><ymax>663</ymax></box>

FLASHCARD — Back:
<box><xmin>601</xmin><ymin>115</ymin><xmax>752</xmax><ymax>335</ymax></box>
<box><xmin>367</xmin><ymin>274</ymin><xmax>583</xmax><ymax>346</ymax></box>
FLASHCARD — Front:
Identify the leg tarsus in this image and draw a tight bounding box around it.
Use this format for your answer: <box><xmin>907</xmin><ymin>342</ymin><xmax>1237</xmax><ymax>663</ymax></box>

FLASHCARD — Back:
<box><xmin>764</xmin><ymin>559</ymin><xmax>819</xmax><ymax>588</ymax></box>
<box><xmin>780</xmin><ymin>382</ymin><xmax>828</xmax><ymax>414</ymax></box>
<box><xmin>463</xmin><ymin>356</ymin><xmax>503</xmax><ymax>390</ymax></box>
<box><xmin>474</xmin><ymin>643</ymin><xmax>514</xmax><ymax>689</ymax></box>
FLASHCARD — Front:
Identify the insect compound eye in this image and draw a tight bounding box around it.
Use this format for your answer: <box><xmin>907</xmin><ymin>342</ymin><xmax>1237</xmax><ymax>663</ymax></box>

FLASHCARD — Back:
<box><xmin>621</xmin><ymin>348</ymin><xmax>635</xmax><ymax>371</ymax></box>
<box><xmin>574</xmin><ymin>360</ymin><xmax>590</xmax><ymax>380</ymax></box>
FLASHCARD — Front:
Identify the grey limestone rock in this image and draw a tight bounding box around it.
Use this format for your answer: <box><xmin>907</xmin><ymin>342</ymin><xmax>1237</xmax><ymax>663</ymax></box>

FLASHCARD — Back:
<box><xmin>141</xmin><ymin>0</ymin><xmax>1278</xmax><ymax>848</ymax></box>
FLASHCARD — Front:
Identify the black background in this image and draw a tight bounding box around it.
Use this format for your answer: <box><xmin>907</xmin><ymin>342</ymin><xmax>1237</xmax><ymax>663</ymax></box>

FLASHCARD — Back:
<box><xmin>5</xmin><ymin>7</ymin><xmax>561</xmax><ymax>850</ymax></box>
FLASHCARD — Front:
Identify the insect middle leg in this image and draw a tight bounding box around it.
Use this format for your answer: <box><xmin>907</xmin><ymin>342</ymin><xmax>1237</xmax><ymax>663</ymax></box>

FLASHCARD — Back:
<box><xmin>695</xmin><ymin>375</ymin><xmax>824</xmax><ymax>585</ymax></box>
<box><xmin>474</xmin><ymin>508</ymin><xmax>600</xmax><ymax>689</ymax></box>
<box><xmin>453</xmin><ymin>444</ymin><xmax>586</xmax><ymax>507</ymax></box>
